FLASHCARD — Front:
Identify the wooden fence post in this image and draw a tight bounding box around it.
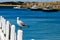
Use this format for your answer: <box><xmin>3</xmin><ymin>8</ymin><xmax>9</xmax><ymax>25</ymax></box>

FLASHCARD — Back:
<box><xmin>6</xmin><ymin>21</ymin><xmax>10</xmax><ymax>40</ymax></box>
<box><xmin>10</xmin><ymin>25</ymin><xmax>15</xmax><ymax>40</ymax></box>
<box><xmin>3</xmin><ymin>19</ymin><xmax>6</xmax><ymax>34</ymax></box>
<box><xmin>0</xmin><ymin>29</ymin><xmax>5</xmax><ymax>40</ymax></box>
<box><xmin>17</xmin><ymin>30</ymin><xmax>23</xmax><ymax>40</ymax></box>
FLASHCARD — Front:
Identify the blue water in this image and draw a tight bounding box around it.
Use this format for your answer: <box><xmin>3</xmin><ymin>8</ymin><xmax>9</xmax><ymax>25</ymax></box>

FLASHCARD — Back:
<box><xmin>0</xmin><ymin>8</ymin><xmax>60</xmax><ymax>40</ymax></box>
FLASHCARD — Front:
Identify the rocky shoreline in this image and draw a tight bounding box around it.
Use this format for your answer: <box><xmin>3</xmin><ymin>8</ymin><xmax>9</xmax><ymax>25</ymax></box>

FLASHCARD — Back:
<box><xmin>0</xmin><ymin>1</ymin><xmax>60</xmax><ymax>10</ymax></box>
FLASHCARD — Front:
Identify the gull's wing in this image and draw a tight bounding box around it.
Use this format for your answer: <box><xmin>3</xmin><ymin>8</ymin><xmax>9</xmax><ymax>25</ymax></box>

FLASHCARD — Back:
<box><xmin>19</xmin><ymin>21</ymin><xmax>27</xmax><ymax>26</ymax></box>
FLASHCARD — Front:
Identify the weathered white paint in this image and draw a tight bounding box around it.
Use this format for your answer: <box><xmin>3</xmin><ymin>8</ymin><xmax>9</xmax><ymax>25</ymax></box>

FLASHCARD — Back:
<box><xmin>6</xmin><ymin>21</ymin><xmax>10</xmax><ymax>40</ymax></box>
<box><xmin>0</xmin><ymin>29</ymin><xmax>5</xmax><ymax>40</ymax></box>
<box><xmin>15</xmin><ymin>32</ymin><xmax>16</xmax><ymax>40</ymax></box>
<box><xmin>3</xmin><ymin>19</ymin><xmax>6</xmax><ymax>34</ymax></box>
<box><xmin>17</xmin><ymin>30</ymin><xmax>23</xmax><ymax>40</ymax></box>
<box><xmin>10</xmin><ymin>25</ymin><xmax>15</xmax><ymax>40</ymax></box>
<box><xmin>1</xmin><ymin>17</ymin><xmax>4</xmax><ymax>31</ymax></box>
<box><xmin>0</xmin><ymin>19</ymin><xmax>1</xmax><ymax>28</ymax></box>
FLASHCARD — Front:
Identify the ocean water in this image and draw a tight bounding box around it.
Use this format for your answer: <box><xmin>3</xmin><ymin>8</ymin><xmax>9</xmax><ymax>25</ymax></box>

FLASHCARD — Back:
<box><xmin>0</xmin><ymin>7</ymin><xmax>60</xmax><ymax>40</ymax></box>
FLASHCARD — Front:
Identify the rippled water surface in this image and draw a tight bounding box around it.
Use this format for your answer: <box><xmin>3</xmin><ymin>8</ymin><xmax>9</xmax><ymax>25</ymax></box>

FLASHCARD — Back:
<box><xmin>0</xmin><ymin>8</ymin><xmax>60</xmax><ymax>40</ymax></box>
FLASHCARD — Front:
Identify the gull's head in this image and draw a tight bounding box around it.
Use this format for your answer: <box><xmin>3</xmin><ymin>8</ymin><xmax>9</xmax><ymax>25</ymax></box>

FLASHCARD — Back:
<box><xmin>17</xmin><ymin>17</ymin><xmax>20</xmax><ymax>20</ymax></box>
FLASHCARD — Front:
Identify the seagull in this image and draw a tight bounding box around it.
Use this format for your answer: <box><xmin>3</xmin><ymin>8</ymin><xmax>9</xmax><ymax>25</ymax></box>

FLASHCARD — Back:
<box><xmin>17</xmin><ymin>17</ymin><xmax>29</xmax><ymax>30</ymax></box>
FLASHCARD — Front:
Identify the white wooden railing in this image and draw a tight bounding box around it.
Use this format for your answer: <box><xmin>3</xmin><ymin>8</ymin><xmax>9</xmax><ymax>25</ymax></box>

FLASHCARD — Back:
<box><xmin>0</xmin><ymin>16</ymin><xmax>23</xmax><ymax>40</ymax></box>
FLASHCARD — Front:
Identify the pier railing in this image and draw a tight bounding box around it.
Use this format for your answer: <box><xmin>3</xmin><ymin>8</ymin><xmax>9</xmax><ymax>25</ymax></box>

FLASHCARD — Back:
<box><xmin>0</xmin><ymin>16</ymin><xmax>23</xmax><ymax>40</ymax></box>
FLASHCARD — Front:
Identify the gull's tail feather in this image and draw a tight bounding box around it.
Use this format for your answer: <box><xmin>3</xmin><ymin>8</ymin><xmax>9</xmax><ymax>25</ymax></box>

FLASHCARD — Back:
<box><xmin>23</xmin><ymin>25</ymin><xmax>30</xmax><ymax>28</ymax></box>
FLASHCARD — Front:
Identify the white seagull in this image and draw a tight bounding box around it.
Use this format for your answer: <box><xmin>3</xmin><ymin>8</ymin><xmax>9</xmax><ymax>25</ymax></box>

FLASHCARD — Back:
<box><xmin>17</xmin><ymin>17</ymin><xmax>29</xmax><ymax>29</ymax></box>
